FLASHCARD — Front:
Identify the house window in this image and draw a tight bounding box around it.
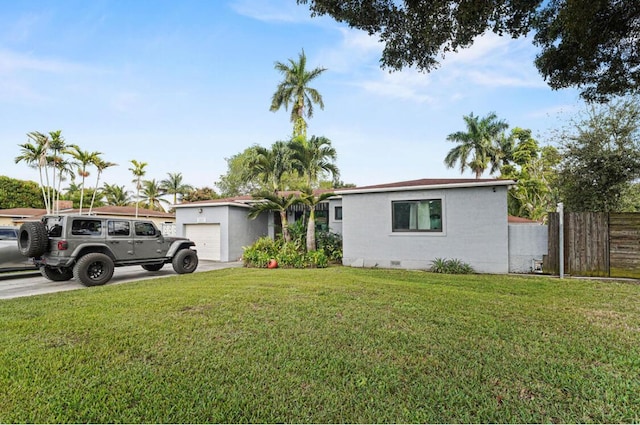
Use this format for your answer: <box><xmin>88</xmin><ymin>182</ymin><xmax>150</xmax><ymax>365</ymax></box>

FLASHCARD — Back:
<box><xmin>335</xmin><ymin>206</ymin><xmax>343</xmax><ymax>221</ymax></box>
<box><xmin>392</xmin><ymin>199</ymin><xmax>442</xmax><ymax>232</ymax></box>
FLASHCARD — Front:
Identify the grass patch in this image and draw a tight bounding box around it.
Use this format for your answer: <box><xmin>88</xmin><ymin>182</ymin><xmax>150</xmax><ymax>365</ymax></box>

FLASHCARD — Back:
<box><xmin>1</xmin><ymin>268</ymin><xmax>639</xmax><ymax>423</ymax></box>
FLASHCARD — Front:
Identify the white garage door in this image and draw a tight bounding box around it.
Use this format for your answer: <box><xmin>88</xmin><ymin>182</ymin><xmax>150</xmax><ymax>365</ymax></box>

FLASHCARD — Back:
<box><xmin>185</xmin><ymin>224</ymin><xmax>221</xmax><ymax>261</ymax></box>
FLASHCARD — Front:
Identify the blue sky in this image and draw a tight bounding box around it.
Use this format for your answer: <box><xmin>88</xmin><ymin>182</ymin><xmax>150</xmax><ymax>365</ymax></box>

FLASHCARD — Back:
<box><xmin>1</xmin><ymin>0</ymin><xmax>582</xmax><ymax>194</ymax></box>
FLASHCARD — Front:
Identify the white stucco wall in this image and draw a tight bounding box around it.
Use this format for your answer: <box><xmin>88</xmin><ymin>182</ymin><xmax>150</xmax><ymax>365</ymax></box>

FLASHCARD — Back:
<box><xmin>341</xmin><ymin>186</ymin><xmax>510</xmax><ymax>273</ymax></box>
<box><xmin>508</xmin><ymin>223</ymin><xmax>548</xmax><ymax>273</ymax></box>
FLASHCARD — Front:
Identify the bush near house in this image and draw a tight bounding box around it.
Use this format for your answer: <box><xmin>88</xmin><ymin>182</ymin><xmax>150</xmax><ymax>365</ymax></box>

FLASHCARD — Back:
<box><xmin>242</xmin><ymin>236</ymin><xmax>329</xmax><ymax>268</ymax></box>
<box><xmin>430</xmin><ymin>258</ymin><xmax>475</xmax><ymax>274</ymax></box>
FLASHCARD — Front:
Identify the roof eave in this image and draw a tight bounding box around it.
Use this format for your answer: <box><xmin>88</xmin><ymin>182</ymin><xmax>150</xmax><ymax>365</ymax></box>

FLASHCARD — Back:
<box><xmin>335</xmin><ymin>180</ymin><xmax>516</xmax><ymax>195</ymax></box>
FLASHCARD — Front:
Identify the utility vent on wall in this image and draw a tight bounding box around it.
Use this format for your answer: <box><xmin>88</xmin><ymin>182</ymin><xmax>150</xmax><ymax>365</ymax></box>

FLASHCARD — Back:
<box><xmin>390</xmin><ymin>261</ymin><xmax>401</xmax><ymax>267</ymax></box>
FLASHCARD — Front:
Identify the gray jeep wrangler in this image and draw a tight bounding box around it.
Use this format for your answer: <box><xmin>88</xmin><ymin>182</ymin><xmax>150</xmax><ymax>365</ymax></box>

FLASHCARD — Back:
<box><xmin>18</xmin><ymin>215</ymin><xmax>198</xmax><ymax>287</ymax></box>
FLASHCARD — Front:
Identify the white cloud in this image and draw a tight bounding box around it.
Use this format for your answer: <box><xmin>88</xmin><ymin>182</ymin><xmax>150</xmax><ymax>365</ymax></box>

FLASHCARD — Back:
<box><xmin>229</xmin><ymin>0</ymin><xmax>312</xmax><ymax>23</ymax></box>
<box><xmin>0</xmin><ymin>48</ymin><xmax>95</xmax><ymax>75</ymax></box>
<box><xmin>317</xmin><ymin>28</ymin><xmax>383</xmax><ymax>73</ymax></box>
<box><xmin>322</xmin><ymin>29</ymin><xmax>548</xmax><ymax>103</ymax></box>
<box><xmin>357</xmin><ymin>69</ymin><xmax>434</xmax><ymax>103</ymax></box>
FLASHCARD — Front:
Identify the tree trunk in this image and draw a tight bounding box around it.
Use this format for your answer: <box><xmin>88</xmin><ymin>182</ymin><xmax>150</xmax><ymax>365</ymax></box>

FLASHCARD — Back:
<box><xmin>306</xmin><ymin>208</ymin><xmax>316</xmax><ymax>252</ymax></box>
<box><xmin>280</xmin><ymin>210</ymin><xmax>291</xmax><ymax>242</ymax></box>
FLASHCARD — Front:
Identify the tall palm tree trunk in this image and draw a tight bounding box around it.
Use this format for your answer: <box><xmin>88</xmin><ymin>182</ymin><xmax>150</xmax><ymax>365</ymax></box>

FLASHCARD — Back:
<box><xmin>280</xmin><ymin>210</ymin><xmax>291</xmax><ymax>243</ymax></box>
<box><xmin>306</xmin><ymin>208</ymin><xmax>316</xmax><ymax>252</ymax></box>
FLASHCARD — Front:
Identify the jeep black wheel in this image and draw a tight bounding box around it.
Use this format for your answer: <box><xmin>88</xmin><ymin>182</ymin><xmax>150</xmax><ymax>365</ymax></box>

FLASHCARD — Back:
<box><xmin>172</xmin><ymin>249</ymin><xmax>198</xmax><ymax>274</ymax></box>
<box><xmin>40</xmin><ymin>266</ymin><xmax>73</xmax><ymax>282</ymax></box>
<box><xmin>18</xmin><ymin>222</ymin><xmax>48</xmax><ymax>257</ymax></box>
<box><xmin>74</xmin><ymin>253</ymin><xmax>115</xmax><ymax>286</ymax></box>
<box><xmin>142</xmin><ymin>263</ymin><xmax>164</xmax><ymax>272</ymax></box>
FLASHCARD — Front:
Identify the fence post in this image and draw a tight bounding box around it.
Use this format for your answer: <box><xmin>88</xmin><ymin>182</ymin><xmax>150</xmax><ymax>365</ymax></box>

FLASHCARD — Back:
<box><xmin>558</xmin><ymin>203</ymin><xmax>564</xmax><ymax>279</ymax></box>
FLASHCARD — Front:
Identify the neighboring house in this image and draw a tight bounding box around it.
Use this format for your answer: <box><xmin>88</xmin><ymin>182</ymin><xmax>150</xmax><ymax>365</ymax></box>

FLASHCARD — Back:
<box><xmin>173</xmin><ymin>178</ymin><xmax>547</xmax><ymax>274</ymax></box>
<box><xmin>0</xmin><ymin>206</ymin><xmax>175</xmax><ymax>233</ymax></box>
<box><xmin>0</xmin><ymin>208</ymin><xmax>48</xmax><ymax>226</ymax></box>
<box><xmin>335</xmin><ymin>178</ymin><xmax>515</xmax><ymax>274</ymax></box>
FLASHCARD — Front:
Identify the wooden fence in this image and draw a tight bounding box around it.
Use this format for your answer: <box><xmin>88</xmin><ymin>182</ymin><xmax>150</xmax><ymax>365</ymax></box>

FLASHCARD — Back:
<box><xmin>544</xmin><ymin>212</ymin><xmax>640</xmax><ymax>278</ymax></box>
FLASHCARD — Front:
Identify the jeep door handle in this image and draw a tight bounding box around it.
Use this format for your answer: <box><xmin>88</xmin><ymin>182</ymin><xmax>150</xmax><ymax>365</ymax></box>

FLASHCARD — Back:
<box><xmin>110</xmin><ymin>241</ymin><xmax>120</xmax><ymax>244</ymax></box>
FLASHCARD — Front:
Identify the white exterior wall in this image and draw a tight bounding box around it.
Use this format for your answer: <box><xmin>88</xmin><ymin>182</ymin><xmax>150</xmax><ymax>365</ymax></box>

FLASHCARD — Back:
<box><xmin>176</xmin><ymin>205</ymin><xmax>267</xmax><ymax>262</ymax></box>
<box><xmin>328</xmin><ymin>198</ymin><xmax>343</xmax><ymax>235</ymax></box>
<box><xmin>508</xmin><ymin>223</ymin><xmax>548</xmax><ymax>273</ymax></box>
<box><xmin>341</xmin><ymin>186</ymin><xmax>510</xmax><ymax>273</ymax></box>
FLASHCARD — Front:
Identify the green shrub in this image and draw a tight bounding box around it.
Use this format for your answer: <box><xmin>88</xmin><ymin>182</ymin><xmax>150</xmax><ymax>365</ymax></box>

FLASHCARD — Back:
<box><xmin>242</xmin><ymin>237</ymin><xmax>329</xmax><ymax>269</ymax></box>
<box><xmin>306</xmin><ymin>250</ymin><xmax>328</xmax><ymax>268</ymax></box>
<box><xmin>316</xmin><ymin>231</ymin><xmax>343</xmax><ymax>263</ymax></box>
<box><xmin>242</xmin><ymin>237</ymin><xmax>281</xmax><ymax>268</ymax></box>
<box><xmin>430</xmin><ymin>258</ymin><xmax>474</xmax><ymax>274</ymax></box>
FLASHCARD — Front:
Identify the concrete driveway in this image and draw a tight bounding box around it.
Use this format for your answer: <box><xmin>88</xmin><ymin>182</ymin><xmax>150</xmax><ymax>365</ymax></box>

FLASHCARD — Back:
<box><xmin>0</xmin><ymin>260</ymin><xmax>243</xmax><ymax>300</ymax></box>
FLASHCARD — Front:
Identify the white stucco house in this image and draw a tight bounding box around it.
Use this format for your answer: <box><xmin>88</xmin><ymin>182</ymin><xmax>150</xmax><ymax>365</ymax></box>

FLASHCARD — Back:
<box><xmin>173</xmin><ymin>178</ymin><xmax>546</xmax><ymax>274</ymax></box>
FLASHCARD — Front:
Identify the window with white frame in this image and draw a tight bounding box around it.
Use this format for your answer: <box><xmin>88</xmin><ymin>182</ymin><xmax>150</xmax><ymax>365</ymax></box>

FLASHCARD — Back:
<box><xmin>392</xmin><ymin>199</ymin><xmax>442</xmax><ymax>232</ymax></box>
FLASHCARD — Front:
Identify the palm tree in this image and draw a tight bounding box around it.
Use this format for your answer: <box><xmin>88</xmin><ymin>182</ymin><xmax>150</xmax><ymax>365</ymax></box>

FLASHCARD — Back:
<box><xmin>289</xmin><ymin>135</ymin><xmax>339</xmax><ymax>251</ymax></box>
<box><xmin>140</xmin><ymin>179</ymin><xmax>169</xmax><ymax>211</ymax></box>
<box><xmin>249</xmin><ymin>141</ymin><xmax>295</xmax><ymax>193</ymax></box>
<box><xmin>129</xmin><ymin>160</ymin><xmax>147</xmax><ymax>218</ymax></box>
<box><xmin>289</xmin><ymin>135</ymin><xmax>339</xmax><ymax>189</ymax></box>
<box><xmin>65</xmin><ymin>145</ymin><xmax>101</xmax><ymax>215</ymax></box>
<box><xmin>444</xmin><ymin>112</ymin><xmax>509</xmax><ymax>179</ymax></box>
<box><xmin>15</xmin><ymin>133</ymin><xmax>51</xmax><ymax>213</ymax></box>
<box><xmin>102</xmin><ymin>183</ymin><xmax>132</xmax><ymax>206</ymax></box>
<box><xmin>248</xmin><ymin>192</ymin><xmax>303</xmax><ymax>243</ymax></box>
<box><xmin>47</xmin><ymin>131</ymin><xmax>67</xmax><ymax>214</ymax></box>
<box><xmin>160</xmin><ymin>172</ymin><xmax>194</xmax><ymax>205</ymax></box>
<box><xmin>55</xmin><ymin>158</ymin><xmax>77</xmax><ymax>210</ymax></box>
<box><xmin>300</xmin><ymin>189</ymin><xmax>335</xmax><ymax>252</ymax></box>
<box><xmin>270</xmin><ymin>49</ymin><xmax>327</xmax><ymax>138</ymax></box>
<box><xmin>89</xmin><ymin>158</ymin><xmax>117</xmax><ymax>214</ymax></box>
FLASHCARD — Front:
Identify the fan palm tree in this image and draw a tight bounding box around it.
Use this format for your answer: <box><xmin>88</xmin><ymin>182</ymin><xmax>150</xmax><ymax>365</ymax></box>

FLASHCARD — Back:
<box><xmin>129</xmin><ymin>159</ymin><xmax>147</xmax><ymax>218</ymax></box>
<box><xmin>160</xmin><ymin>172</ymin><xmax>194</xmax><ymax>205</ymax></box>
<box><xmin>248</xmin><ymin>192</ymin><xmax>303</xmax><ymax>243</ymax></box>
<box><xmin>444</xmin><ymin>112</ymin><xmax>509</xmax><ymax>179</ymax></box>
<box><xmin>140</xmin><ymin>179</ymin><xmax>169</xmax><ymax>211</ymax></box>
<box><xmin>89</xmin><ymin>158</ymin><xmax>117</xmax><ymax>214</ymax></box>
<box><xmin>102</xmin><ymin>183</ymin><xmax>132</xmax><ymax>206</ymax></box>
<box><xmin>65</xmin><ymin>145</ymin><xmax>101</xmax><ymax>215</ymax></box>
<box><xmin>270</xmin><ymin>49</ymin><xmax>327</xmax><ymax>138</ymax></box>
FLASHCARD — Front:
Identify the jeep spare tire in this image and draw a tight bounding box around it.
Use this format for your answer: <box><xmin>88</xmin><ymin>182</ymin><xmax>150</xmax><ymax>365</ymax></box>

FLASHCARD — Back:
<box><xmin>18</xmin><ymin>222</ymin><xmax>48</xmax><ymax>257</ymax></box>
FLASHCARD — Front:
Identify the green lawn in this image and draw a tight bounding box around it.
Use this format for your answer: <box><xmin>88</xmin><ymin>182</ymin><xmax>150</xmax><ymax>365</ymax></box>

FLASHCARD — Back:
<box><xmin>1</xmin><ymin>267</ymin><xmax>639</xmax><ymax>423</ymax></box>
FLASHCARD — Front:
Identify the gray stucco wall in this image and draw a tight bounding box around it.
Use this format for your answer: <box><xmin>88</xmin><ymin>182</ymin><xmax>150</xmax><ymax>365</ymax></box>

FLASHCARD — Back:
<box><xmin>508</xmin><ymin>223</ymin><xmax>548</xmax><ymax>273</ymax></box>
<box><xmin>328</xmin><ymin>198</ymin><xmax>343</xmax><ymax>235</ymax></box>
<box><xmin>228</xmin><ymin>207</ymin><xmax>268</xmax><ymax>261</ymax></box>
<box><xmin>341</xmin><ymin>186</ymin><xmax>510</xmax><ymax>273</ymax></box>
<box><xmin>175</xmin><ymin>205</ymin><xmax>268</xmax><ymax>262</ymax></box>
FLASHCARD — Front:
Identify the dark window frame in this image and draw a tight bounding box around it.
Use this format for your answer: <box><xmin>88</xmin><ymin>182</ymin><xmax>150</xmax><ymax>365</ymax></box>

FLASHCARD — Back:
<box><xmin>334</xmin><ymin>206</ymin><xmax>343</xmax><ymax>221</ymax></box>
<box><xmin>392</xmin><ymin>199</ymin><xmax>443</xmax><ymax>232</ymax></box>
